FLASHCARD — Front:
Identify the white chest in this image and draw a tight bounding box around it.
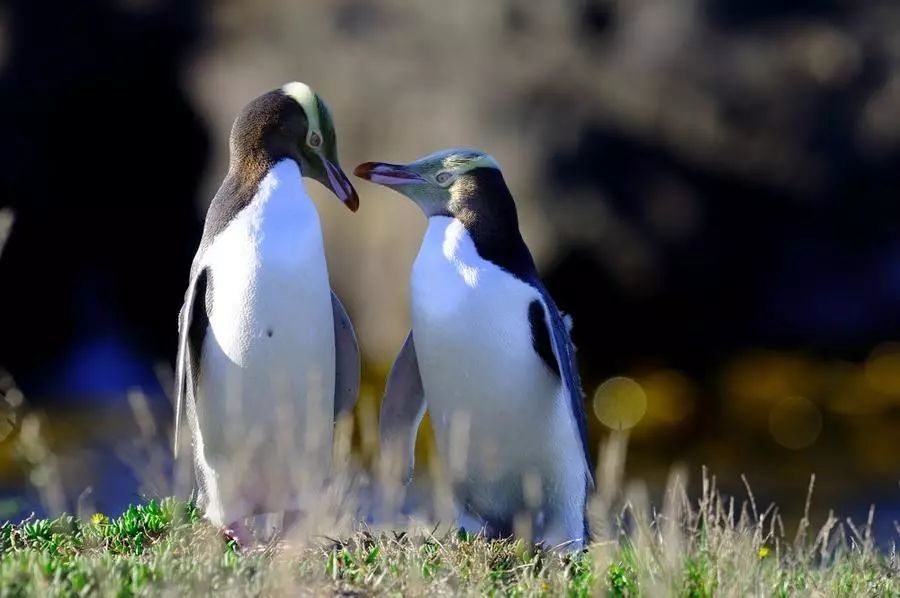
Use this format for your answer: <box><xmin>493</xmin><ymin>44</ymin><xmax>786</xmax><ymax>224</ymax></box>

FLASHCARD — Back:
<box><xmin>410</xmin><ymin>218</ymin><xmax>556</xmax><ymax>428</ymax></box>
<box><xmin>198</xmin><ymin>160</ymin><xmax>335</xmax><ymax>414</ymax></box>
<box><xmin>411</xmin><ymin>217</ymin><xmax>538</xmax><ymax>356</ymax></box>
<box><xmin>409</xmin><ymin>217</ymin><xmax>584</xmax><ymax>502</ymax></box>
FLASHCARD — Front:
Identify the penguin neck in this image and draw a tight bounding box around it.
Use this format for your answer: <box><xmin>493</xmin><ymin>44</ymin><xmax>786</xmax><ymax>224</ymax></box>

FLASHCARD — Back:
<box><xmin>427</xmin><ymin>213</ymin><xmax>538</xmax><ymax>284</ymax></box>
<box><xmin>249</xmin><ymin>159</ymin><xmax>316</xmax><ymax>223</ymax></box>
<box><xmin>228</xmin><ymin>150</ymin><xmax>306</xmax><ymax>210</ymax></box>
<box><xmin>443</xmin><ymin>170</ymin><xmax>539</xmax><ymax>283</ymax></box>
<box><xmin>202</xmin><ymin>156</ymin><xmax>309</xmax><ymax>249</ymax></box>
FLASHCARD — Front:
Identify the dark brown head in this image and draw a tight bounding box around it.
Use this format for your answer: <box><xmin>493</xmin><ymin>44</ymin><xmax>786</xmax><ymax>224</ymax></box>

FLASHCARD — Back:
<box><xmin>229</xmin><ymin>81</ymin><xmax>358</xmax><ymax>211</ymax></box>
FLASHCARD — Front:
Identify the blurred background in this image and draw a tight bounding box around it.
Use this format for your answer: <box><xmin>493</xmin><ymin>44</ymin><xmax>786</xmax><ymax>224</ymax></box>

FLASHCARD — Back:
<box><xmin>0</xmin><ymin>0</ymin><xmax>898</xmax><ymax>541</ymax></box>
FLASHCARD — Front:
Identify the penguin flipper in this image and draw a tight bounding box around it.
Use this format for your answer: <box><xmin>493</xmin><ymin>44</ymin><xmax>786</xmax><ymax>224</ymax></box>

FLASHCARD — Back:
<box><xmin>529</xmin><ymin>297</ymin><xmax>594</xmax><ymax>488</ymax></box>
<box><xmin>331</xmin><ymin>291</ymin><xmax>360</xmax><ymax>420</ymax></box>
<box><xmin>174</xmin><ymin>267</ymin><xmax>209</xmax><ymax>458</ymax></box>
<box><xmin>379</xmin><ymin>331</ymin><xmax>426</xmax><ymax>485</ymax></box>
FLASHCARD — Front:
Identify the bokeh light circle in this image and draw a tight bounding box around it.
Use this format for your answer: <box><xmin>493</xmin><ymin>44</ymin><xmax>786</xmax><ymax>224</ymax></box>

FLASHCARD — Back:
<box><xmin>768</xmin><ymin>396</ymin><xmax>822</xmax><ymax>450</ymax></box>
<box><xmin>593</xmin><ymin>377</ymin><xmax>647</xmax><ymax>431</ymax></box>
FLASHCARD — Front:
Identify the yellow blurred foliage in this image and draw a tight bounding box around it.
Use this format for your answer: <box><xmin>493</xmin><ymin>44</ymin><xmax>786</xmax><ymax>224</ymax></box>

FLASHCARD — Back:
<box><xmin>639</xmin><ymin>369</ymin><xmax>696</xmax><ymax>426</ymax></box>
<box><xmin>863</xmin><ymin>343</ymin><xmax>900</xmax><ymax>397</ymax></box>
<box><xmin>768</xmin><ymin>396</ymin><xmax>822</xmax><ymax>450</ymax></box>
<box><xmin>723</xmin><ymin>352</ymin><xmax>821</xmax><ymax>423</ymax></box>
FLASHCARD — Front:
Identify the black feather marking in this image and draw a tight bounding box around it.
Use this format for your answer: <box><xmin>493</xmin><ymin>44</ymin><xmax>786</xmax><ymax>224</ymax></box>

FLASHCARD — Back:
<box><xmin>186</xmin><ymin>268</ymin><xmax>209</xmax><ymax>381</ymax></box>
<box><xmin>529</xmin><ymin>300</ymin><xmax>560</xmax><ymax>378</ymax></box>
<box><xmin>449</xmin><ymin>167</ymin><xmax>537</xmax><ymax>281</ymax></box>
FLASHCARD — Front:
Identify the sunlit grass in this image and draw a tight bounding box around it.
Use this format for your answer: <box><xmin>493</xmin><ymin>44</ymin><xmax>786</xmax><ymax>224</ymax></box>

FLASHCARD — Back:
<box><xmin>0</xmin><ymin>382</ymin><xmax>897</xmax><ymax>595</ymax></box>
<box><xmin>0</xmin><ymin>488</ymin><xmax>897</xmax><ymax>596</ymax></box>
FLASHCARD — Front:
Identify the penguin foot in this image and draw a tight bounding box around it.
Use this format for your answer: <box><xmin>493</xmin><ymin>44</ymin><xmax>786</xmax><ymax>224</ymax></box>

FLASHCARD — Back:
<box><xmin>223</xmin><ymin>528</ymin><xmax>242</xmax><ymax>552</ymax></box>
<box><xmin>224</xmin><ymin>519</ymin><xmax>256</xmax><ymax>550</ymax></box>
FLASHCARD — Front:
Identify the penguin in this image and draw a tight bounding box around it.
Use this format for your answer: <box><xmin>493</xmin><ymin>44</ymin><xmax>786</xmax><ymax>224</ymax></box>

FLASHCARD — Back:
<box><xmin>355</xmin><ymin>149</ymin><xmax>593</xmax><ymax>549</ymax></box>
<box><xmin>174</xmin><ymin>82</ymin><xmax>361</xmax><ymax>533</ymax></box>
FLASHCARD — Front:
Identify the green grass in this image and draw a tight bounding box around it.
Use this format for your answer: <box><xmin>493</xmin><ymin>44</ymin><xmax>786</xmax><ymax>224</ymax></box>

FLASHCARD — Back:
<box><xmin>0</xmin><ymin>497</ymin><xmax>897</xmax><ymax>596</ymax></box>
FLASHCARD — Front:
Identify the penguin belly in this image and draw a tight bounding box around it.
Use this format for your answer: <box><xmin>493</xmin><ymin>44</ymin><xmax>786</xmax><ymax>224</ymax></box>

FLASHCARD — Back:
<box><xmin>411</xmin><ymin>217</ymin><xmax>586</xmax><ymax>545</ymax></box>
<box><xmin>194</xmin><ymin>162</ymin><xmax>336</xmax><ymax>526</ymax></box>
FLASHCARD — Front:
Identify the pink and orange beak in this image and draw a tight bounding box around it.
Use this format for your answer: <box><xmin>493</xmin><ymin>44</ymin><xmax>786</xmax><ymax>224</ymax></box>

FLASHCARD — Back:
<box><xmin>323</xmin><ymin>157</ymin><xmax>359</xmax><ymax>212</ymax></box>
<box><xmin>353</xmin><ymin>162</ymin><xmax>425</xmax><ymax>187</ymax></box>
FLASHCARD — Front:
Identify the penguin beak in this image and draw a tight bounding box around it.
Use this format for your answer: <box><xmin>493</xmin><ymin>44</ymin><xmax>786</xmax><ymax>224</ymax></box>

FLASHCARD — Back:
<box><xmin>323</xmin><ymin>157</ymin><xmax>360</xmax><ymax>212</ymax></box>
<box><xmin>353</xmin><ymin>162</ymin><xmax>425</xmax><ymax>187</ymax></box>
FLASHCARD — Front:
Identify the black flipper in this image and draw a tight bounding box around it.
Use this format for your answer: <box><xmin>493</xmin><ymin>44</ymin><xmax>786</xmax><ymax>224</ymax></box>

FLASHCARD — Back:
<box><xmin>528</xmin><ymin>297</ymin><xmax>594</xmax><ymax>489</ymax></box>
<box><xmin>174</xmin><ymin>267</ymin><xmax>209</xmax><ymax>457</ymax></box>
<box><xmin>529</xmin><ymin>300</ymin><xmax>560</xmax><ymax>378</ymax></box>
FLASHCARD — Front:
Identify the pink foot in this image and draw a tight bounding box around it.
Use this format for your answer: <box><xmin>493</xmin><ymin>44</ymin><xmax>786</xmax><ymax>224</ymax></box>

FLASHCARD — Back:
<box><xmin>224</xmin><ymin>519</ymin><xmax>255</xmax><ymax>549</ymax></box>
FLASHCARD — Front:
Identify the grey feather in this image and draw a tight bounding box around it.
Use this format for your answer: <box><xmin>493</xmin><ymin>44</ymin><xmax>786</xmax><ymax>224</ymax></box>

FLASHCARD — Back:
<box><xmin>331</xmin><ymin>292</ymin><xmax>360</xmax><ymax>419</ymax></box>
<box><xmin>379</xmin><ymin>332</ymin><xmax>426</xmax><ymax>484</ymax></box>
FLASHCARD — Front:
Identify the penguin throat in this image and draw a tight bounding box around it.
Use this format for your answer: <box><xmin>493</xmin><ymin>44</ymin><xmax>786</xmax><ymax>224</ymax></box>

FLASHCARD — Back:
<box><xmin>245</xmin><ymin>159</ymin><xmax>317</xmax><ymax>231</ymax></box>
<box><xmin>433</xmin><ymin>207</ymin><xmax>538</xmax><ymax>285</ymax></box>
<box><xmin>441</xmin><ymin>218</ymin><xmax>481</xmax><ymax>287</ymax></box>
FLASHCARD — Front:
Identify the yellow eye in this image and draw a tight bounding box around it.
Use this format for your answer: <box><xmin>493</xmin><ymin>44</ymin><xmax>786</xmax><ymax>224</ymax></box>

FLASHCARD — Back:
<box><xmin>308</xmin><ymin>131</ymin><xmax>322</xmax><ymax>148</ymax></box>
<box><xmin>435</xmin><ymin>171</ymin><xmax>453</xmax><ymax>185</ymax></box>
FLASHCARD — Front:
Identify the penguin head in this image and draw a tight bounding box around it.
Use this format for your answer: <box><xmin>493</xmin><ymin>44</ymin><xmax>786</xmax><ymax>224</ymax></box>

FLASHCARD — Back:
<box><xmin>230</xmin><ymin>82</ymin><xmax>359</xmax><ymax>211</ymax></box>
<box><xmin>354</xmin><ymin>148</ymin><xmax>502</xmax><ymax>217</ymax></box>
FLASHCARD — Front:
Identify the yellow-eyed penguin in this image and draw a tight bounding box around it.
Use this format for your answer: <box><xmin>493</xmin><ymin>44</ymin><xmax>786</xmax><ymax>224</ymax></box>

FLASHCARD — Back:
<box><xmin>355</xmin><ymin>149</ymin><xmax>593</xmax><ymax>549</ymax></box>
<box><xmin>174</xmin><ymin>83</ymin><xmax>360</xmax><ymax>532</ymax></box>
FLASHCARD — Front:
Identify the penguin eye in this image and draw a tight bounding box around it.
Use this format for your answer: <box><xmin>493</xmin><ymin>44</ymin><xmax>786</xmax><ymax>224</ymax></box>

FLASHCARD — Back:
<box><xmin>308</xmin><ymin>131</ymin><xmax>322</xmax><ymax>148</ymax></box>
<box><xmin>435</xmin><ymin>171</ymin><xmax>453</xmax><ymax>185</ymax></box>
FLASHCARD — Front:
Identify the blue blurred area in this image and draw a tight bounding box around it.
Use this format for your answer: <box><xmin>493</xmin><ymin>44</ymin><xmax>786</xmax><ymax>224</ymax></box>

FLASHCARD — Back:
<box><xmin>36</xmin><ymin>337</ymin><xmax>161</xmax><ymax>401</ymax></box>
<box><xmin>763</xmin><ymin>240</ymin><xmax>900</xmax><ymax>346</ymax></box>
<box><xmin>21</xmin><ymin>276</ymin><xmax>165</xmax><ymax>401</ymax></box>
